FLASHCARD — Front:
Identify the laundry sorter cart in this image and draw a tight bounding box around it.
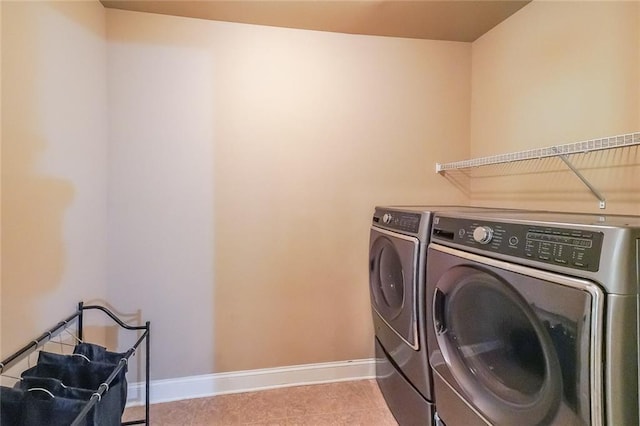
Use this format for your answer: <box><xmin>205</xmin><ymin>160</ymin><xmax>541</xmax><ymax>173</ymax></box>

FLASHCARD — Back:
<box><xmin>0</xmin><ymin>302</ymin><xmax>150</xmax><ymax>425</ymax></box>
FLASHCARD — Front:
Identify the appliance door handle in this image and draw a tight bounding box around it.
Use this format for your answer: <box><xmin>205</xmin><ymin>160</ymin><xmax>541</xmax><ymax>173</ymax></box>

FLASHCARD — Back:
<box><xmin>434</xmin><ymin>287</ymin><xmax>446</xmax><ymax>335</ymax></box>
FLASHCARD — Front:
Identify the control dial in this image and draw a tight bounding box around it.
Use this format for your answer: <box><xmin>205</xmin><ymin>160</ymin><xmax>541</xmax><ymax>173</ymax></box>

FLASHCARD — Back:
<box><xmin>473</xmin><ymin>226</ymin><xmax>494</xmax><ymax>244</ymax></box>
<box><xmin>382</xmin><ymin>213</ymin><xmax>393</xmax><ymax>224</ymax></box>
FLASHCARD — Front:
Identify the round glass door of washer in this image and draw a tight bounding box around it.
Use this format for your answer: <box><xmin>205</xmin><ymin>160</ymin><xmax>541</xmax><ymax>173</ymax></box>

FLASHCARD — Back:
<box><xmin>433</xmin><ymin>266</ymin><xmax>562</xmax><ymax>425</ymax></box>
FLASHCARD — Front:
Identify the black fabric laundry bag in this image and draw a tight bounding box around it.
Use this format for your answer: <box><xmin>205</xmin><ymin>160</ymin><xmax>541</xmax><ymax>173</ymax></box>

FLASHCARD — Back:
<box><xmin>73</xmin><ymin>343</ymin><xmax>127</xmax><ymax>369</ymax></box>
<box><xmin>72</xmin><ymin>343</ymin><xmax>128</xmax><ymax>406</ymax></box>
<box><xmin>0</xmin><ymin>386</ymin><xmax>24</xmax><ymax>425</ymax></box>
<box><xmin>16</xmin><ymin>376</ymin><xmax>120</xmax><ymax>426</ymax></box>
<box><xmin>37</xmin><ymin>351</ymin><xmax>128</xmax><ymax>409</ymax></box>
<box><xmin>0</xmin><ymin>385</ymin><xmax>97</xmax><ymax>426</ymax></box>
<box><xmin>21</xmin><ymin>352</ymin><xmax>127</xmax><ymax>420</ymax></box>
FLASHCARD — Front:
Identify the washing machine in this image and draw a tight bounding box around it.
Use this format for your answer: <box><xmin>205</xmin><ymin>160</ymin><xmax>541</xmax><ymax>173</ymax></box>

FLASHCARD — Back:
<box><xmin>369</xmin><ymin>206</ymin><xmax>510</xmax><ymax>425</ymax></box>
<box><xmin>425</xmin><ymin>210</ymin><xmax>640</xmax><ymax>425</ymax></box>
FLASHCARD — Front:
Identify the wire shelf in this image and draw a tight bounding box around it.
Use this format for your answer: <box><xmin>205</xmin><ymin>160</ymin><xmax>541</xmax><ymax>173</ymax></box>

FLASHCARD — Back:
<box><xmin>435</xmin><ymin>132</ymin><xmax>640</xmax><ymax>172</ymax></box>
<box><xmin>435</xmin><ymin>131</ymin><xmax>640</xmax><ymax>209</ymax></box>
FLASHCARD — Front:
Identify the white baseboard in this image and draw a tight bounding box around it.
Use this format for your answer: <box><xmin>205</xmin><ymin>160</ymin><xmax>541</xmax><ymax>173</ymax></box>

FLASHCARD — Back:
<box><xmin>127</xmin><ymin>358</ymin><xmax>376</xmax><ymax>406</ymax></box>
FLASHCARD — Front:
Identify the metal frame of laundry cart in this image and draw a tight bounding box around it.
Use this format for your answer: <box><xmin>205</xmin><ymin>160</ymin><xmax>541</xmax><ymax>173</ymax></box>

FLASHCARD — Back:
<box><xmin>0</xmin><ymin>301</ymin><xmax>150</xmax><ymax>426</ymax></box>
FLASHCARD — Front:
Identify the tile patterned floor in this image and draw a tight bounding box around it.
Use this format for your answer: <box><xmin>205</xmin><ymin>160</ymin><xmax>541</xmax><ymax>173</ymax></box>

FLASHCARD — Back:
<box><xmin>122</xmin><ymin>379</ymin><xmax>398</xmax><ymax>425</ymax></box>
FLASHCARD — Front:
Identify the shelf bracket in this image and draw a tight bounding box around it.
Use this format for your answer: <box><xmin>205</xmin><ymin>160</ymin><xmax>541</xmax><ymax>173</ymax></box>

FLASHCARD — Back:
<box><xmin>553</xmin><ymin>148</ymin><xmax>606</xmax><ymax>209</ymax></box>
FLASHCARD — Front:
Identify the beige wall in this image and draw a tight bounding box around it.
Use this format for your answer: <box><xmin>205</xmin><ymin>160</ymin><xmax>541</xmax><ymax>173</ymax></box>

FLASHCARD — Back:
<box><xmin>468</xmin><ymin>0</ymin><xmax>640</xmax><ymax>215</ymax></box>
<box><xmin>1</xmin><ymin>1</ymin><xmax>108</xmax><ymax>357</ymax></box>
<box><xmin>106</xmin><ymin>9</ymin><xmax>470</xmax><ymax>379</ymax></box>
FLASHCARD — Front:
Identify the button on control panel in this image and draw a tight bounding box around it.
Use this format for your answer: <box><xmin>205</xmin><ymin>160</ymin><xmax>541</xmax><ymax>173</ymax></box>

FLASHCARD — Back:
<box><xmin>472</xmin><ymin>226</ymin><xmax>494</xmax><ymax>244</ymax></box>
<box><xmin>431</xmin><ymin>216</ymin><xmax>603</xmax><ymax>272</ymax></box>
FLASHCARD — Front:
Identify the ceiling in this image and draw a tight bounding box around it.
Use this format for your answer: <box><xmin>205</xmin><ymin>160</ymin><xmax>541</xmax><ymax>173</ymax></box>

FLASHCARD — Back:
<box><xmin>100</xmin><ymin>0</ymin><xmax>532</xmax><ymax>42</ymax></box>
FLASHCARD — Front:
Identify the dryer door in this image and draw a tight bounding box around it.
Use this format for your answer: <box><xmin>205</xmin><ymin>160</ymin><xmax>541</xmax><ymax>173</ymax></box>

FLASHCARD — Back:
<box><xmin>427</xmin><ymin>245</ymin><xmax>602</xmax><ymax>426</ymax></box>
<box><xmin>369</xmin><ymin>227</ymin><xmax>419</xmax><ymax>349</ymax></box>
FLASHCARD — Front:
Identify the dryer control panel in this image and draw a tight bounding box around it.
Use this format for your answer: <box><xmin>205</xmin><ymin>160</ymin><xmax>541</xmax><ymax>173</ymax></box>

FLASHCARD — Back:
<box><xmin>432</xmin><ymin>216</ymin><xmax>603</xmax><ymax>272</ymax></box>
<box><xmin>373</xmin><ymin>209</ymin><xmax>421</xmax><ymax>234</ymax></box>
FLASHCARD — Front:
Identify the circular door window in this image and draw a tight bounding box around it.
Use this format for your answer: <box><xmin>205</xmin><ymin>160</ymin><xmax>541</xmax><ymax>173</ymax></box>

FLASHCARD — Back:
<box><xmin>433</xmin><ymin>266</ymin><xmax>562</xmax><ymax>425</ymax></box>
<box><xmin>369</xmin><ymin>237</ymin><xmax>404</xmax><ymax>319</ymax></box>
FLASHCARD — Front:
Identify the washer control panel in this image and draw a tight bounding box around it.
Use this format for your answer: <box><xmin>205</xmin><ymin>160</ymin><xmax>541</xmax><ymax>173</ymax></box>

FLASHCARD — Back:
<box><xmin>373</xmin><ymin>210</ymin><xmax>421</xmax><ymax>234</ymax></box>
<box><xmin>432</xmin><ymin>216</ymin><xmax>603</xmax><ymax>272</ymax></box>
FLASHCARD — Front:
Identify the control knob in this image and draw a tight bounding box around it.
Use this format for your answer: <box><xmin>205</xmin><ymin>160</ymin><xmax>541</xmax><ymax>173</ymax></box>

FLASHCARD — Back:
<box><xmin>382</xmin><ymin>213</ymin><xmax>393</xmax><ymax>224</ymax></box>
<box><xmin>473</xmin><ymin>226</ymin><xmax>494</xmax><ymax>244</ymax></box>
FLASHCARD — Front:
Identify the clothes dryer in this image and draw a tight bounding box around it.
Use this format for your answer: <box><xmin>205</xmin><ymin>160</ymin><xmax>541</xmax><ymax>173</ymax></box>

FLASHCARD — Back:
<box><xmin>369</xmin><ymin>206</ymin><xmax>511</xmax><ymax>425</ymax></box>
<box><xmin>370</xmin><ymin>206</ymin><xmax>436</xmax><ymax>426</ymax></box>
<box><xmin>426</xmin><ymin>211</ymin><xmax>640</xmax><ymax>425</ymax></box>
